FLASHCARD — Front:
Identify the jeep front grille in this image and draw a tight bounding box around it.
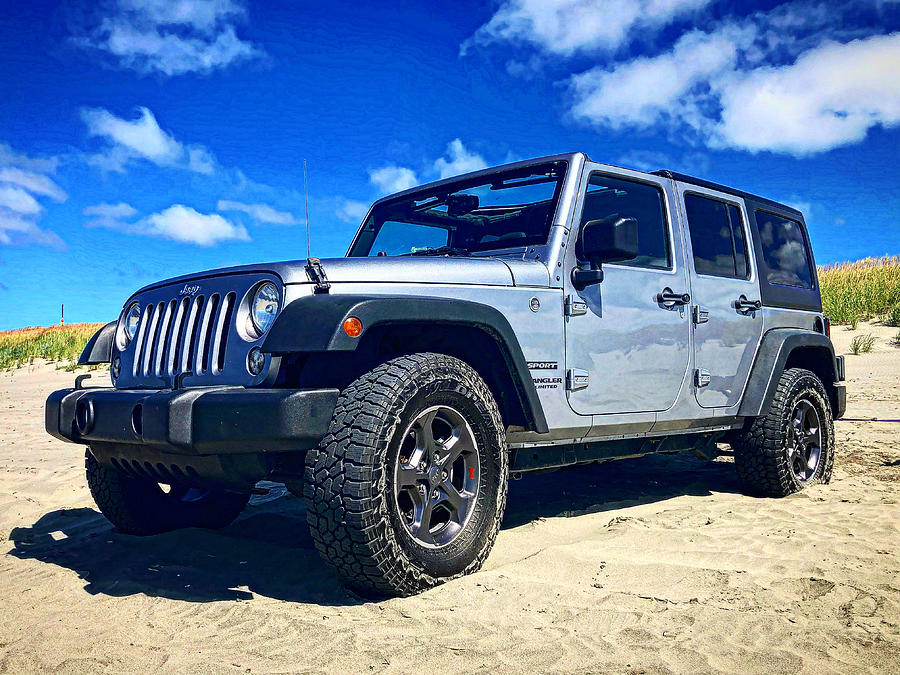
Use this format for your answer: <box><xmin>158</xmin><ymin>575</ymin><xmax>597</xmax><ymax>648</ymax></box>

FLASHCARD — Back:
<box><xmin>132</xmin><ymin>292</ymin><xmax>236</xmax><ymax>378</ymax></box>
<box><xmin>114</xmin><ymin>272</ymin><xmax>280</xmax><ymax>389</ymax></box>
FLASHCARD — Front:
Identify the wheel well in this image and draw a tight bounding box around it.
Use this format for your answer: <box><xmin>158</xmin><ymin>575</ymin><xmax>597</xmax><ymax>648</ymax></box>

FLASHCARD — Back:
<box><xmin>784</xmin><ymin>345</ymin><xmax>839</xmax><ymax>409</ymax></box>
<box><xmin>276</xmin><ymin>322</ymin><xmax>531</xmax><ymax>430</ymax></box>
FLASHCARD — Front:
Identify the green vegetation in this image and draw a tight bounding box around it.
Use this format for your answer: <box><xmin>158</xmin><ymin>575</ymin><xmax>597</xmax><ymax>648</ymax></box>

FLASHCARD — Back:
<box><xmin>884</xmin><ymin>303</ymin><xmax>900</xmax><ymax>328</ymax></box>
<box><xmin>849</xmin><ymin>333</ymin><xmax>876</xmax><ymax>355</ymax></box>
<box><xmin>0</xmin><ymin>323</ymin><xmax>104</xmax><ymax>371</ymax></box>
<box><xmin>819</xmin><ymin>256</ymin><xmax>900</xmax><ymax>324</ymax></box>
<box><xmin>892</xmin><ymin>331</ymin><xmax>900</xmax><ymax>348</ymax></box>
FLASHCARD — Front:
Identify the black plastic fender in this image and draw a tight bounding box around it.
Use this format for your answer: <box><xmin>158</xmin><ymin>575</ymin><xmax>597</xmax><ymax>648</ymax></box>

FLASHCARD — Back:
<box><xmin>78</xmin><ymin>321</ymin><xmax>116</xmax><ymax>365</ymax></box>
<box><xmin>739</xmin><ymin>329</ymin><xmax>844</xmax><ymax>418</ymax></box>
<box><xmin>263</xmin><ymin>294</ymin><xmax>549</xmax><ymax>433</ymax></box>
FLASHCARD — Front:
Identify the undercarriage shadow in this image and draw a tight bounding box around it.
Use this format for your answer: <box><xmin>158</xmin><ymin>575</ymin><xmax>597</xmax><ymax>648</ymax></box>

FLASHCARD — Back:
<box><xmin>8</xmin><ymin>452</ymin><xmax>740</xmax><ymax>605</ymax></box>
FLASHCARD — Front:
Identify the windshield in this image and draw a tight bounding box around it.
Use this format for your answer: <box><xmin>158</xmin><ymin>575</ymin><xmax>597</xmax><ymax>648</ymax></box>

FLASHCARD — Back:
<box><xmin>348</xmin><ymin>161</ymin><xmax>567</xmax><ymax>257</ymax></box>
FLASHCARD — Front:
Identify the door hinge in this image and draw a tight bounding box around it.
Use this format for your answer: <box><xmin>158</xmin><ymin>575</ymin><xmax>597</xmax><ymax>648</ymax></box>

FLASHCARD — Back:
<box><xmin>566</xmin><ymin>368</ymin><xmax>590</xmax><ymax>391</ymax></box>
<box><xmin>565</xmin><ymin>295</ymin><xmax>587</xmax><ymax>317</ymax></box>
<box><xmin>305</xmin><ymin>257</ymin><xmax>331</xmax><ymax>294</ymax></box>
<box><xmin>695</xmin><ymin>368</ymin><xmax>711</xmax><ymax>388</ymax></box>
<box><xmin>693</xmin><ymin>305</ymin><xmax>709</xmax><ymax>324</ymax></box>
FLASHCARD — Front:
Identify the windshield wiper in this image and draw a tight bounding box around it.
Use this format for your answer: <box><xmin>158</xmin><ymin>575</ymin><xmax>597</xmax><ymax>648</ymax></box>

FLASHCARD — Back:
<box><xmin>403</xmin><ymin>246</ymin><xmax>471</xmax><ymax>257</ymax></box>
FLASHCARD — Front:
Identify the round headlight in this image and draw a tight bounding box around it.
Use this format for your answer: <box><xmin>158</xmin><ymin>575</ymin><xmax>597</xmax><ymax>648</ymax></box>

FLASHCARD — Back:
<box><xmin>251</xmin><ymin>282</ymin><xmax>279</xmax><ymax>336</ymax></box>
<box><xmin>119</xmin><ymin>303</ymin><xmax>141</xmax><ymax>348</ymax></box>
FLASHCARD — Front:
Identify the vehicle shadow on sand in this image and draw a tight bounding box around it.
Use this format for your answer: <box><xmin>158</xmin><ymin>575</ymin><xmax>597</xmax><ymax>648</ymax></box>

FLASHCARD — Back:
<box><xmin>8</xmin><ymin>451</ymin><xmax>740</xmax><ymax>606</ymax></box>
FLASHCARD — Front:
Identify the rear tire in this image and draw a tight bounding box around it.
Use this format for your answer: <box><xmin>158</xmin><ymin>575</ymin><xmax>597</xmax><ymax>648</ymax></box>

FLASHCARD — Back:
<box><xmin>733</xmin><ymin>368</ymin><xmax>834</xmax><ymax>497</ymax></box>
<box><xmin>85</xmin><ymin>450</ymin><xmax>250</xmax><ymax>535</ymax></box>
<box><xmin>304</xmin><ymin>353</ymin><xmax>508</xmax><ymax>597</ymax></box>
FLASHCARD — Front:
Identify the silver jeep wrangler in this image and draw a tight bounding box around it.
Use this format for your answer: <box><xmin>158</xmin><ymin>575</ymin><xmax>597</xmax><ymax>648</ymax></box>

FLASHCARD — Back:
<box><xmin>47</xmin><ymin>152</ymin><xmax>846</xmax><ymax>596</ymax></box>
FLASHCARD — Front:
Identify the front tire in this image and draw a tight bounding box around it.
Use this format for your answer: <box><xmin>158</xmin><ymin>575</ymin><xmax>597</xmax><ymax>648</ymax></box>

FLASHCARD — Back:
<box><xmin>304</xmin><ymin>353</ymin><xmax>508</xmax><ymax>596</ymax></box>
<box><xmin>733</xmin><ymin>368</ymin><xmax>834</xmax><ymax>497</ymax></box>
<box><xmin>85</xmin><ymin>450</ymin><xmax>250</xmax><ymax>535</ymax></box>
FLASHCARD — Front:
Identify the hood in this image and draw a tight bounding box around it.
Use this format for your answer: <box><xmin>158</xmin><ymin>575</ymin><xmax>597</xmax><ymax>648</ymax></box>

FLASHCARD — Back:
<box><xmin>133</xmin><ymin>256</ymin><xmax>550</xmax><ymax>295</ymax></box>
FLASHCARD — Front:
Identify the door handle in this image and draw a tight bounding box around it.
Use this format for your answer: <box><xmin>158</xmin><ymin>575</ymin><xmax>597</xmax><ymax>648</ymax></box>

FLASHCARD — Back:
<box><xmin>734</xmin><ymin>295</ymin><xmax>762</xmax><ymax>314</ymax></box>
<box><xmin>656</xmin><ymin>287</ymin><xmax>691</xmax><ymax>308</ymax></box>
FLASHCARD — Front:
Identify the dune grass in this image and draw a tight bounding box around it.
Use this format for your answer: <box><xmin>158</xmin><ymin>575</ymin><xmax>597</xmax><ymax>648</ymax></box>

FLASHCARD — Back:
<box><xmin>0</xmin><ymin>323</ymin><xmax>104</xmax><ymax>371</ymax></box>
<box><xmin>818</xmin><ymin>256</ymin><xmax>900</xmax><ymax>324</ymax></box>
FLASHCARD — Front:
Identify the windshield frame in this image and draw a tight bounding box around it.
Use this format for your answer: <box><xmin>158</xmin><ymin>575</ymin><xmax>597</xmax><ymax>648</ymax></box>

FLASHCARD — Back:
<box><xmin>345</xmin><ymin>159</ymin><xmax>570</xmax><ymax>258</ymax></box>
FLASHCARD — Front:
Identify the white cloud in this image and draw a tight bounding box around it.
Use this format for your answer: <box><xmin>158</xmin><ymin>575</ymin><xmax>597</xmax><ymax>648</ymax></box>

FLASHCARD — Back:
<box><xmin>369</xmin><ymin>166</ymin><xmax>419</xmax><ymax>195</ymax></box>
<box><xmin>0</xmin><ymin>144</ymin><xmax>67</xmax><ymax>248</ymax></box>
<box><xmin>0</xmin><ymin>168</ymin><xmax>67</xmax><ymax>202</ymax></box>
<box><xmin>0</xmin><ymin>143</ymin><xmax>59</xmax><ymax>174</ymax></box>
<box><xmin>0</xmin><ymin>212</ymin><xmax>65</xmax><ymax>249</ymax></box>
<box><xmin>367</xmin><ymin>139</ymin><xmax>492</xmax><ymax>197</ymax></box>
<box><xmin>81</xmin><ymin>106</ymin><xmax>216</xmax><ymax>174</ymax></box>
<box><xmin>571</xmin><ymin>28</ymin><xmax>743</xmax><ymax>130</ymax></box>
<box><xmin>569</xmin><ymin>20</ymin><xmax>900</xmax><ymax>156</ymax></box>
<box><xmin>617</xmin><ymin>150</ymin><xmax>673</xmax><ymax>172</ymax></box>
<box><xmin>141</xmin><ymin>204</ymin><xmax>249</xmax><ymax>245</ymax></box>
<box><xmin>433</xmin><ymin>139</ymin><xmax>488</xmax><ymax>178</ymax></box>
<box><xmin>336</xmin><ymin>199</ymin><xmax>369</xmax><ymax>223</ymax></box>
<box><xmin>217</xmin><ymin>199</ymin><xmax>296</xmax><ymax>225</ymax></box>
<box><xmin>0</xmin><ymin>185</ymin><xmax>43</xmax><ymax>215</ymax></box>
<box><xmin>83</xmin><ymin>202</ymin><xmax>139</xmax><ymax>219</ymax></box>
<box><xmin>74</xmin><ymin>0</ymin><xmax>262</xmax><ymax>76</ymax></box>
<box><xmin>85</xmin><ymin>203</ymin><xmax>248</xmax><ymax>245</ymax></box>
<box><xmin>782</xmin><ymin>198</ymin><xmax>813</xmax><ymax>219</ymax></box>
<box><xmin>461</xmin><ymin>0</ymin><xmax>713</xmax><ymax>56</ymax></box>
<box><xmin>187</xmin><ymin>147</ymin><xmax>216</xmax><ymax>174</ymax></box>
<box><xmin>715</xmin><ymin>33</ymin><xmax>900</xmax><ymax>155</ymax></box>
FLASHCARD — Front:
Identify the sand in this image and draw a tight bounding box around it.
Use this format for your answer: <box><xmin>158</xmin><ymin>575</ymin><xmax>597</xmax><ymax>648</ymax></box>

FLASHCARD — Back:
<box><xmin>0</xmin><ymin>322</ymin><xmax>897</xmax><ymax>674</ymax></box>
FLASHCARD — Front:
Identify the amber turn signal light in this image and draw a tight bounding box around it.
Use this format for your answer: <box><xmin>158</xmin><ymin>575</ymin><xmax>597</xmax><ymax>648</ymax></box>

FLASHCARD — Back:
<box><xmin>343</xmin><ymin>316</ymin><xmax>363</xmax><ymax>338</ymax></box>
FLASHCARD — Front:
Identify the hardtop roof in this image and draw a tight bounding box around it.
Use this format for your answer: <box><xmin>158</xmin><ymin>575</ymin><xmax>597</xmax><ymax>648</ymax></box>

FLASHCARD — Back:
<box><xmin>651</xmin><ymin>169</ymin><xmax>803</xmax><ymax>218</ymax></box>
<box><xmin>368</xmin><ymin>152</ymin><xmax>804</xmax><ymax>220</ymax></box>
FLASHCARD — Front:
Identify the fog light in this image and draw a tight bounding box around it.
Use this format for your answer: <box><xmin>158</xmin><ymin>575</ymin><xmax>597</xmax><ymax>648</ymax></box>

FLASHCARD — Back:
<box><xmin>111</xmin><ymin>355</ymin><xmax>121</xmax><ymax>381</ymax></box>
<box><xmin>247</xmin><ymin>347</ymin><xmax>265</xmax><ymax>376</ymax></box>
<box><xmin>343</xmin><ymin>316</ymin><xmax>363</xmax><ymax>338</ymax></box>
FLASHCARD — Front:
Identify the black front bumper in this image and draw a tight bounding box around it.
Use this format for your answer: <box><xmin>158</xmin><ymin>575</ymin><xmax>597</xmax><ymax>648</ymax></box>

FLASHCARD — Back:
<box><xmin>46</xmin><ymin>386</ymin><xmax>339</xmax><ymax>455</ymax></box>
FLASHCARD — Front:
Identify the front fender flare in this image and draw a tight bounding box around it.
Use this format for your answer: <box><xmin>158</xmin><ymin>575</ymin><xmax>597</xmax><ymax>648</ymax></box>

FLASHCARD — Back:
<box><xmin>262</xmin><ymin>294</ymin><xmax>548</xmax><ymax>433</ymax></box>
<box><xmin>78</xmin><ymin>321</ymin><xmax>116</xmax><ymax>365</ymax></box>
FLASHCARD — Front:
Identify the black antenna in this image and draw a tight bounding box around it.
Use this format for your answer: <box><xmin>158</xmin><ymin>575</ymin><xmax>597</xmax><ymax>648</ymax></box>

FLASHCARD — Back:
<box><xmin>303</xmin><ymin>159</ymin><xmax>311</xmax><ymax>258</ymax></box>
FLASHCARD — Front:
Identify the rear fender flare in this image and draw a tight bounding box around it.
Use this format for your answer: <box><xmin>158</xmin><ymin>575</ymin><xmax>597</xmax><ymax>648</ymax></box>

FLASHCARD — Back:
<box><xmin>739</xmin><ymin>329</ymin><xmax>841</xmax><ymax>418</ymax></box>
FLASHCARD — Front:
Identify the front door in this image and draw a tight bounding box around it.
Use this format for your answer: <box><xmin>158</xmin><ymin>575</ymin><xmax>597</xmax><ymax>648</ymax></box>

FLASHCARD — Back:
<box><xmin>678</xmin><ymin>185</ymin><xmax>764</xmax><ymax>408</ymax></box>
<box><xmin>564</xmin><ymin>166</ymin><xmax>691</xmax><ymax>416</ymax></box>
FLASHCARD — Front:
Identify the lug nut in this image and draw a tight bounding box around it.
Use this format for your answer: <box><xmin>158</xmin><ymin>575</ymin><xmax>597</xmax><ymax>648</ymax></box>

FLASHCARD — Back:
<box><xmin>431</xmin><ymin>490</ymin><xmax>440</xmax><ymax>500</ymax></box>
<box><xmin>441</xmin><ymin>471</ymin><xmax>448</xmax><ymax>480</ymax></box>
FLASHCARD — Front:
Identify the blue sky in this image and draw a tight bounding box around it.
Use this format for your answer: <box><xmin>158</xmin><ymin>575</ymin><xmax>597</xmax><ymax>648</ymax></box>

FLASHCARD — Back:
<box><xmin>1</xmin><ymin>0</ymin><xmax>898</xmax><ymax>329</ymax></box>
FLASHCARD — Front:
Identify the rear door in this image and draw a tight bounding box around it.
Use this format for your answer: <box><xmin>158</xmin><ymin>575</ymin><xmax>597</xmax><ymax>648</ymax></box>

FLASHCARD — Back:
<box><xmin>678</xmin><ymin>185</ymin><xmax>764</xmax><ymax>408</ymax></box>
<box><xmin>564</xmin><ymin>165</ymin><xmax>691</xmax><ymax>415</ymax></box>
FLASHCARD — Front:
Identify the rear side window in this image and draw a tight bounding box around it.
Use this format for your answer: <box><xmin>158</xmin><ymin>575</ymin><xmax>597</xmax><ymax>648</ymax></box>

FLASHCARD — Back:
<box><xmin>580</xmin><ymin>174</ymin><xmax>670</xmax><ymax>269</ymax></box>
<box><xmin>684</xmin><ymin>194</ymin><xmax>750</xmax><ymax>279</ymax></box>
<box><xmin>755</xmin><ymin>211</ymin><xmax>813</xmax><ymax>288</ymax></box>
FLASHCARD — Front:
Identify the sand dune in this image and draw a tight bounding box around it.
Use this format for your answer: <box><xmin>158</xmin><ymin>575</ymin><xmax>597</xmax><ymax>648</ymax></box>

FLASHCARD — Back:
<box><xmin>0</xmin><ymin>323</ymin><xmax>897</xmax><ymax>674</ymax></box>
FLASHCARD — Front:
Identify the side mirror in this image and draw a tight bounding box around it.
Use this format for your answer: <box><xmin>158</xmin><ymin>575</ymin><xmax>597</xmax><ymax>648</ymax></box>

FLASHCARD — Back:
<box><xmin>572</xmin><ymin>216</ymin><xmax>639</xmax><ymax>290</ymax></box>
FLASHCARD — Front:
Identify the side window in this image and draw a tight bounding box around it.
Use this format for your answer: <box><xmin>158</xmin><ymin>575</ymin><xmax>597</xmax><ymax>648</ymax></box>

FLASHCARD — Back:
<box><xmin>728</xmin><ymin>204</ymin><xmax>749</xmax><ymax>278</ymax></box>
<box><xmin>755</xmin><ymin>211</ymin><xmax>813</xmax><ymax>288</ymax></box>
<box><xmin>580</xmin><ymin>174</ymin><xmax>670</xmax><ymax>269</ymax></box>
<box><xmin>684</xmin><ymin>193</ymin><xmax>750</xmax><ymax>279</ymax></box>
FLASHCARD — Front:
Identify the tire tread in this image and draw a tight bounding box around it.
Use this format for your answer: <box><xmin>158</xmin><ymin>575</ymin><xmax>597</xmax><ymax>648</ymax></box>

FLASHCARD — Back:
<box><xmin>303</xmin><ymin>352</ymin><xmax>508</xmax><ymax>596</ymax></box>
